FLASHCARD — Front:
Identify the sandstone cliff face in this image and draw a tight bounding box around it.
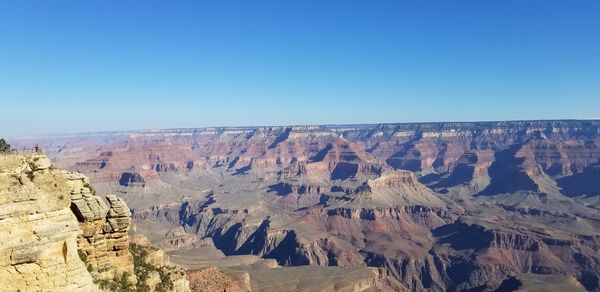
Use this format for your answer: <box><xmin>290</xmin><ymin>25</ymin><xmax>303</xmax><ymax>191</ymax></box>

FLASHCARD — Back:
<box><xmin>0</xmin><ymin>154</ymin><xmax>98</xmax><ymax>291</ymax></box>
<box><xmin>0</xmin><ymin>154</ymin><xmax>170</xmax><ymax>291</ymax></box>
<box><xmin>69</xmin><ymin>170</ymin><xmax>135</xmax><ymax>278</ymax></box>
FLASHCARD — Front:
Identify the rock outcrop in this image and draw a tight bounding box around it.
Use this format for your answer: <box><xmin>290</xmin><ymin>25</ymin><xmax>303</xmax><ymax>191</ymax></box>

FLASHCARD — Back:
<box><xmin>0</xmin><ymin>154</ymin><xmax>98</xmax><ymax>291</ymax></box>
<box><xmin>346</xmin><ymin>170</ymin><xmax>451</xmax><ymax>208</ymax></box>
<box><xmin>187</xmin><ymin>267</ymin><xmax>246</xmax><ymax>292</ymax></box>
<box><xmin>69</xmin><ymin>171</ymin><xmax>135</xmax><ymax>278</ymax></box>
<box><xmin>0</xmin><ymin>154</ymin><xmax>184</xmax><ymax>291</ymax></box>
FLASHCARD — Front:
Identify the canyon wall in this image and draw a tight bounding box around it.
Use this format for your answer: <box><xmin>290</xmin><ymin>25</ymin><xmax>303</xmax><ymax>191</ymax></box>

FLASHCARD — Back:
<box><xmin>13</xmin><ymin>120</ymin><xmax>600</xmax><ymax>291</ymax></box>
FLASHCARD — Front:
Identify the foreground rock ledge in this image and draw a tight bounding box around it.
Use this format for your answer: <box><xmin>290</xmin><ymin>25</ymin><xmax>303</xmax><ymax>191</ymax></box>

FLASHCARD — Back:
<box><xmin>0</xmin><ymin>154</ymin><xmax>190</xmax><ymax>291</ymax></box>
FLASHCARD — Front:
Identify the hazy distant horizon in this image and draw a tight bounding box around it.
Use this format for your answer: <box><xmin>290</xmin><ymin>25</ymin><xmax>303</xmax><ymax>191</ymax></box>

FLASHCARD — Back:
<box><xmin>7</xmin><ymin>118</ymin><xmax>600</xmax><ymax>139</ymax></box>
<box><xmin>1</xmin><ymin>1</ymin><xmax>599</xmax><ymax>136</ymax></box>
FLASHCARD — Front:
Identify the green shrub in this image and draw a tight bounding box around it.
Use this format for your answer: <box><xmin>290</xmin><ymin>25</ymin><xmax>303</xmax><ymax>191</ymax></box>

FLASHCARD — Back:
<box><xmin>0</xmin><ymin>138</ymin><xmax>11</xmax><ymax>153</ymax></box>
<box><xmin>130</xmin><ymin>243</ymin><xmax>182</xmax><ymax>291</ymax></box>
<box><xmin>78</xmin><ymin>249</ymin><xmax>89</xmax><ymax>263</ymax></box>
<box><xmin>95</xmin><ymin>272</ymin><xmax>135</xmax><ymax>292</ymax></box>
<box><xmin>77</xmin><ymin>249</ymin><xmax>94</xmax><ymax>273</ymax></box>
<box><xmin>155</xmin><ymin>266</ymin><xmax>175</xmax><ymax>292</ymax></box>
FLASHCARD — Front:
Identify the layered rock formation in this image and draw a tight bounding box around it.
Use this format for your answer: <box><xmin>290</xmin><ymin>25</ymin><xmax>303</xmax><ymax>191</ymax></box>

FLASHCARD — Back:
<box><xmin>12</xmin><ymin>120</ymin><xmax>600</xmax><ymax>291</ymax></box>
<box><xmin>0</xmin><ymin>154</ymin><xmax>98</xmax><ymax>291</ymax></box>
<box><xmin>0</xmin><ymin>154</ymin><xmax>190</xmax><ymax>291</ymax></box>
<box><xmin>69</xmin><ymin>171</ymin><xmax>135</xmax><ymax>278</ymax></box>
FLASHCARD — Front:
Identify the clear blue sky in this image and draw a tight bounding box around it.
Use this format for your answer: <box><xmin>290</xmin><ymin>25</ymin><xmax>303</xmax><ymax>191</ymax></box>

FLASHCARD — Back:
<box><xmin>1</xmin><ymin>1</ymin><xmax>599</xmax><ymax>136</ymax></box>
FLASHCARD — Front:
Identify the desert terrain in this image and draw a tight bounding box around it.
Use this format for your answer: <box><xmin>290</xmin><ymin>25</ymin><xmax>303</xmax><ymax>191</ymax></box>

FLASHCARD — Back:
<box><xmin>12</xmin><ymin>120</ymin><xmax>600</xmax><ymax>291</ymax></box>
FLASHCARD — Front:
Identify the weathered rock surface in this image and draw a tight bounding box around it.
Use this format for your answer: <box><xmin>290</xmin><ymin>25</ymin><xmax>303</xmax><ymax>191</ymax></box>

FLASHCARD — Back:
<box><xmin>0</xmin><ymin>155</ymin><xmax>98</xmax><ymax>291</ymax></box>
<box><xmin>0</xmin><ymin>155</ymin><xmax>184</xmax><ymax>291</ymax></box>
<box><xmin>66</xmin><ymin>169</ymin><xmax>135</xmax><ymax>279</ymax></box>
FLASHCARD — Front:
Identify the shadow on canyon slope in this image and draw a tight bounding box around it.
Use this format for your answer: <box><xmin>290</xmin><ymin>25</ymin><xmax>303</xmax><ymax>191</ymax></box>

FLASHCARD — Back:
<box><xmin>432</xmin><ymin>222</ymin><xmax>493</xmax><ymax>250</ymax></box>
<box><xmin>331</xmin><ymin>162</ymin><xmax>358</xmax><ymax>180</ymax></box>
<box><xmin>557</xmin><ymin>163</ymin><xmax>600</xmax><ymax>197</ymax></box>
<box><xmin>477</xmin><ymin>145</ymin><xmax>538</xmax><ymax>196</ymax></box>
<box><xmin>310</xmin><ymin>143</ymin><xmax>333</xmax><ymax>162</ymax></box>
<box><xmin>264</xmin><ymin>231</ymin><xmax>311</xmax><ymax>266</ymax></box>
<box><xmin>118</xmin><ymin>171</ymin><xmax>146</xmax><ymax>187</ymax></box>
<box><xmin>268</xmin><ymin>183</ymin><xmax>293</xmax><ymax>196</ymax></box>
<box><xmin>268</xmin><ymin>127</ymin><xmax>292</xmax><ymax>149</ymax></box>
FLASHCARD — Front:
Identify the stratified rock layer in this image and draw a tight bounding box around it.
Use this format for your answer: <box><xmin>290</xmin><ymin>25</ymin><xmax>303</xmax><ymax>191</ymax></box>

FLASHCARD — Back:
<box><xmin>0</xmin><ymin>154</ymin><xmax>143</xmax><ymax>291</ymax></box>
<box><xmin>0</xmin><ymin>155</ymin><xmax>98</xmax><ymax>291</ymax></box>
<box><xmin>67</xmin><ymin>169</ymin><xmax>133</xmax><ymax>278</ymax></box>
<box><xmin>70</xmin><ymin>171</ymin><xmax>135</xmax><ymax>278</ymax></box>
<box><xmin>14</xmin><ymin>120</ymin><xmax>600</xmax><ymax>291</ymax></box>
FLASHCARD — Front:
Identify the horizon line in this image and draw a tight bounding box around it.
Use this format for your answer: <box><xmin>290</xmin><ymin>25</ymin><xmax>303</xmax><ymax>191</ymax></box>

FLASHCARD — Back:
<box><xmin>7</xmin><ymin>118</ymin><xmax>600</xmax><ymax>140</ymax></box>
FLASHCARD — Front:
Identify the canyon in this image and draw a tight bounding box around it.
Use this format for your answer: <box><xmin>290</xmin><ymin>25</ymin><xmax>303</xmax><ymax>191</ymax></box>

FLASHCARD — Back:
<box><xmin>10</xmin><ymin>120</ymin><xmax>600</xmax><ymax>291</ymax></box>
